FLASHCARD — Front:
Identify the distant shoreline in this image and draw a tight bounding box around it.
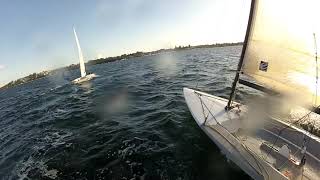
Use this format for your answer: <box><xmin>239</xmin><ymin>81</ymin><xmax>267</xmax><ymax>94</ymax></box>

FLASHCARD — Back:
<box><xmin>0</xmin><ymin>42</ymin><xmax>243</xmax><ymax>90</ymax></box>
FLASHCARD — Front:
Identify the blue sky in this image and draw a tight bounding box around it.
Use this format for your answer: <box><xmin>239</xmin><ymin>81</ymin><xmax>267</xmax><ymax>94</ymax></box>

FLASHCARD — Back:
<box><xmin>0</xmin><ymin>0</ymin><xmax>250</xmax><ymax>86</ymax></box>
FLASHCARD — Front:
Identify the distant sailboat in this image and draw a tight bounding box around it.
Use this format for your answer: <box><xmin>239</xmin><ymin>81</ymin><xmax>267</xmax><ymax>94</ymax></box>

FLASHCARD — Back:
<box><xmin>72</xmin><ymin>27</ymin><xmax>96</xmax><ymax>83</ymax></box>
<box><xmin>184</xmin><ymin>0</ymin><xmax>320</xmax><ymax>179</ymax></box>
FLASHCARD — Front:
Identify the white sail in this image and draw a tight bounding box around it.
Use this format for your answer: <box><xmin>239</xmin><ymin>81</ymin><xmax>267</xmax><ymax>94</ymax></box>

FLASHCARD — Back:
<box><xmin>241</xmin><ymin>0</ymin><xmax>320</xmax><ymax>107</ymax></box>
<box><xmin>73</xmin><ymin>27</ymin><xmax>86</xmax><ymax>77</ymax></box>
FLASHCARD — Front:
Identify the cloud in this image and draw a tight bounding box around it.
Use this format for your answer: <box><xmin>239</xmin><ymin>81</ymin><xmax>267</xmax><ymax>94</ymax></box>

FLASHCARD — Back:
<box><xmin>0</xmin><ymin>65</ymin><xmax>5</xmax><ymax>70</ymax></box>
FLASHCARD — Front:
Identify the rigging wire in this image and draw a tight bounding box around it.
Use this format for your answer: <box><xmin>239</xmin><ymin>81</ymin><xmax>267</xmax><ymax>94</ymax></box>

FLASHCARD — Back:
<box><xmin>264</xmin><ymin>33</ymin><xmax>320</xmax><ymax>173</ymax></box>
<box><xmin>195</xmin><ymin>92</ymin><xmax>270</xmax><ymax>179</ymax></box>
<box><xmin>313</xmin><ymin>33</ymin><xmax>318</xmax><ymax>106</ymax></box>
<box><xmin>299</xmin><ymin>33</ymin><xmax>320</xmax><ymax>157</ymax></box>
<box><xmin>304</xmin><ymin>33</ymin><xmax>319</xmax><ymax>151</ymax></box>
<box><xmin>193</xmin><ymin>32</ymin><xmax>320</xmax><ymax>176</ymax></box>
<box><xmin>264</xmin><ymin>104</ymin><xmax>320</xmax><ymax>159</ymax></box>
<box><xmin>277</xmin><ymin>146</ymin><xmax>301</xmax><ymax>170</ymax></box>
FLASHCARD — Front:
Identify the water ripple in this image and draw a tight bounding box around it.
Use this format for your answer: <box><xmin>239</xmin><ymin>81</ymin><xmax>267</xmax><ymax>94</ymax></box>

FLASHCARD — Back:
<box><xmin>0</xmin><ymin>46</ymin><xmax>254</xmax><ymax>179</ymax></box>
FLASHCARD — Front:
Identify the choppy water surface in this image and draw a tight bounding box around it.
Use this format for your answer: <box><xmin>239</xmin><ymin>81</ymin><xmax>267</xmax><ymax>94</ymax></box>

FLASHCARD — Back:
<box><xmin>0</xmin><ymin>46</ymin><xmax>258</xmax><ymax>179</ymax></box>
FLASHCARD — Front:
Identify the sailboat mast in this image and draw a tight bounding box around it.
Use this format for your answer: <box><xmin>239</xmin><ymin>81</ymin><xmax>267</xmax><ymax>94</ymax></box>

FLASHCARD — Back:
<box><xmin>73</xmin><ymin>27</ymin><xmax>86</xmax><ymax>77</ymax></box>
<box><xmin>226</xmin><ymin>0</ymin><xmax>256</xmax><ymax>109</ymax></box>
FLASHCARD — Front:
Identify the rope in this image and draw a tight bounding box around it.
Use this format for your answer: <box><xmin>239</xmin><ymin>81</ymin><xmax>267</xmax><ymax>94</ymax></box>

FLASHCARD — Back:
<box><xmin>277</xmin><ymin>146</ymin><xmax>301</xmax><ymax>170</ymax></box>
<box><xmin>195</xmin><ymin>92</ymin><xmax>220</xmax><ymax>125</ymax></box>
<box><xmin>274</xmin><ymin>33</ymin><xmax>319</xmax><ymax>173</ymax></box>
<box><xmin>234</xmin><ymin>134</ymin><xmax>270</xmax><ymax>179</ymax></box>
<box><xmin>195</xmin><ymin>91</ymin><xmax>269</xmax><ymax>179</ymax></box>
<box><xmin>197</xmin><ymin>93</ymin><xmax>211</xmax><ymax>125</ymax></box>
<box><xmin>264</xmin><ymin>104</ymin><xmax>320</xmax><ymax>160</ymax></box>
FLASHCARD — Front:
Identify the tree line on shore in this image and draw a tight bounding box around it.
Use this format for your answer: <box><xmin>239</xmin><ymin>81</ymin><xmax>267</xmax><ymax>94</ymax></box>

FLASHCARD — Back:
<box><xmin>1</xmin><ymin>42</ymin><xmax>243</xmax><ymax>90</ymax></box>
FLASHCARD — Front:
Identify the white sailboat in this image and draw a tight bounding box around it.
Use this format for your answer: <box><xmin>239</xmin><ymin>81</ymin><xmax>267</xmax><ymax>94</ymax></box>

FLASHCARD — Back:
<box><xmin>72</xmin><ymin>27</ymin><xmax>96</xmax><ymax>84</ymax></box>
<box><xmin>184</xmin><ymin>0</ymin><xmax>320</xmax><ymax>179</ymax></box>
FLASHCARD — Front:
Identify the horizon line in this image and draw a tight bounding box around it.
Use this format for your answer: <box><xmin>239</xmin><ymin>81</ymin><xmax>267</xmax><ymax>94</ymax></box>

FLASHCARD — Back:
<box><xmin>1</xmin><ymin>41</ymin><xmax>243</xmax><ymax>88</ymax></box>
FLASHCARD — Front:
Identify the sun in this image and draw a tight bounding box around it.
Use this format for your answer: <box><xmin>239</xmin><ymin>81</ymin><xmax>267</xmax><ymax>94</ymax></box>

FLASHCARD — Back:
<box><xmin>97</xmin><ymin>53</ymin><xmax>104</xmax><ymax>59</ymax></box>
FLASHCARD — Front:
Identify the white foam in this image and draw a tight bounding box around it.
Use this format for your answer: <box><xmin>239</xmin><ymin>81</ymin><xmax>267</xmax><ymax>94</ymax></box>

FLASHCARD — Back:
<box><xmin>17</xmin><ymin>157</ymin><xmax>59</xmax><ymax>179</ymax></box>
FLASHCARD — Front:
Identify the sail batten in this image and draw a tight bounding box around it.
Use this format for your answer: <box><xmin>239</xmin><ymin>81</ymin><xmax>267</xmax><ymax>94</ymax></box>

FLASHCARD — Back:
<box><xmin>73</xmin><ymin>28</ymin><xmax>86</xmax><ymax>77</ymax></box>
<box><xmin>239</xmin><ymin>0</ymin><xmax>320</xmax><ymax>107</ymax></box>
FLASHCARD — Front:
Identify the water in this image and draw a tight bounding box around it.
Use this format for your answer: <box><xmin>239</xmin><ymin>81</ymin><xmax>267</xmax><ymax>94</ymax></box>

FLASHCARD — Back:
<box><xmin>0</xmin><ymin>46</ymin><xmax>259</xmax><ymax>179</ymax></box>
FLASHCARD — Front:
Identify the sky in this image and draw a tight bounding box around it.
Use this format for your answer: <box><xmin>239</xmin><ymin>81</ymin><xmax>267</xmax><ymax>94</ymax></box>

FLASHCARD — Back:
<box><xmin>0</xmin><ymin>0</ymin><xmax>250</xmax><ymax>86</ymax></box>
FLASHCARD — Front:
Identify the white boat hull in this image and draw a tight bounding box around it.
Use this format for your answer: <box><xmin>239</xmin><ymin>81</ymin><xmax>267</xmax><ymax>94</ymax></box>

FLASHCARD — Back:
<box><xmin>72</xmin><ymin>73</ymin><xmax>97</xmax><ymax>84</ymax></box>
<box><xmin>183</xmin><ymin>87</ymin><xmax>320</xmax><ymax>180</ymax></box>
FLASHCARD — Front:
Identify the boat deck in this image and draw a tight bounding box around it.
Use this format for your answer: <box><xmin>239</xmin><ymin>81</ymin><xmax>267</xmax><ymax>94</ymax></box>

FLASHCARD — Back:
<box><xmin>207</xmin><ymin>114</ymin><xmax>320</xmax><ymax>180</ymax></box>
<box><xmin>184</xmin><ymin>87</ymin><xmax>320</xmax><ymax>180</ymax></box>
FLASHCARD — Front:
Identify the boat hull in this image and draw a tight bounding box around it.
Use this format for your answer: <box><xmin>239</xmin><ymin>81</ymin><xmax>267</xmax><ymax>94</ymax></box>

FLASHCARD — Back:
<box><xmin>183</xmin><ymin>87</ymin><xmax>320</xmax><ymax>180</ymax></box>
<box><xmin>72</xmin><ymin>73</ymin><xmax>97</xmax><ymax>84</ymax></box>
